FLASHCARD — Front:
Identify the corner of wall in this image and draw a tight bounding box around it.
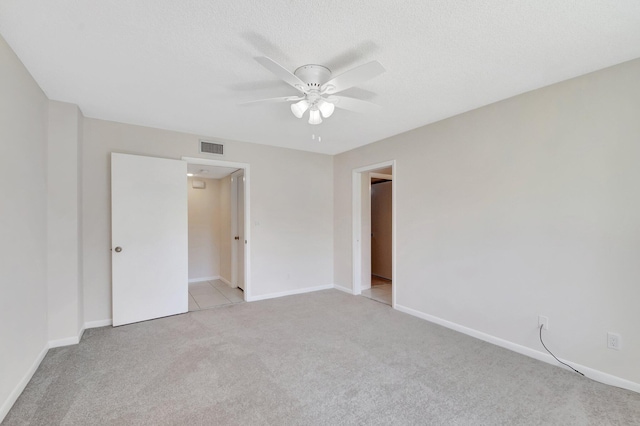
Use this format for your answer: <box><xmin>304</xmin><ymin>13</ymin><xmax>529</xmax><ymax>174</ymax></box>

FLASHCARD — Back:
<box><xmin>0</xmin><ymin>344</ymin><xmax>49</xmax><ymax>423</ymax></box>
<box><xmin>46</xmin><ymin>100</ymin><xmax>85</xmax><ymax>343</ymax></box>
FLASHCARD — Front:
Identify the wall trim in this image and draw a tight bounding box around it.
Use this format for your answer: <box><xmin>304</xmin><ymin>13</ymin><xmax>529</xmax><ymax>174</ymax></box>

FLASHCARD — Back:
<box><xmin>85</xmin><ymin>319</ymin><xmax>112</xmax><ymax>329</ymax></box>
<box><xmin>2</xmin><ymin>318</ymin><xmax>111</xmax><ymax>421</ymax></box>
<box><xmin>394</xmin><ymin>303</ymin><xmax>640</xmax><ymax>394</ymax></box>
<box><xmin>48</xmin><ymin>335</ymin><xmax>80</xmax><ymax>349</ymax></box>
<box><xmin>247</xmin><ymin>284</ymin><xmax>334</xmax><ymax>302</ymax></box>
<box><xmin>188</xmin><ymin>276</ymin><xmax>219</xmax><ymax>283</ymax></box>
<box><xmin>219</xmin><ymin>276</ymin><xmax>233</xmax><ymax>287</ymax></box>
<box><xmin>0</xmin><ymin>343</ymin><xmax>49</xmax><ymax>422</ymax></box>
<box><xmin>333</xmin><ymin>284</ymin><xmax>354</xmax><ymax>294</ymax></box>
<box><xmin>372</xmin><ymin>273</ymin><xmax>392</xmax><ymax>281</ymax></box>
<box><xmin>370</xmin><ymin>172</ymin><xmax>393</xmax><ymax>180</ymax></box>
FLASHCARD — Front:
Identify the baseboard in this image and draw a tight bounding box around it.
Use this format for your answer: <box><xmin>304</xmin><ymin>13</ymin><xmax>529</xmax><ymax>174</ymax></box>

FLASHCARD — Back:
<box><xmin>48</xmin><ymin>319</ymin><xmax>113</xmax><ymax>349</ymax></box>
<box><xmin>219</xmin><ymin>276</ymin><xmax>232</xmax><ymax>287</ymax></box>
<box><xmin>2</xmin><ymin>317</ymin><xmax>122</xmax><ymax>421</ymax></box>
<box><xmin>188</xmin><ymin>276</ymin><xmax>219</xmax><ymax>283</ymax></box>
<box><xmin>84</xmin><ymin>319</ymin><xmax>112</xmax><ymax>329</ymax></box>
<box><xmin>333</xmin><ymin>284</ymin><xmax>354</xmax><ymax>294</ymax></box>
<box><xmin>0</xmin><ymin>343</ymin><xmax>49</xmax><ymax>422</ymax></box>
<box><xmin>394</xmin><ymin>303</ymin><xmax>640</xmax><ymax>394</ymax></box>
<box><xmin>247</xmin><ymin>284</ymin><xmax>334</xmax><ymax>302</ymax></box>
<box><xmin>372</xmin><ymin>273</ymin><xmax>392</xmax><ymax>281</ymax></box>
<box><xmin>77</xmin><ymin>324</ymin><xmax>85</xmax><ymax>342</ymax></box>
<box><xmin>48</xmin><ymin>335</ymin><xmax>81</xmax><ymax>349</ymax></box>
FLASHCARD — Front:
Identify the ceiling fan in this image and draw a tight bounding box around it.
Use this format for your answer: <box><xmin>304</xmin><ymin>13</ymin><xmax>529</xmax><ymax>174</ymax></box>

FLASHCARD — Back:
<box><xmin>241</xmin><ymin>57</ymin><xmax>385</xmax><ymax>125</ymax></box>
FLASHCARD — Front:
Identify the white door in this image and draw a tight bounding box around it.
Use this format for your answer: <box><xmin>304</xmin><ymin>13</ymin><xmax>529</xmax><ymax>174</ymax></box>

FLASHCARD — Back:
<box><xmin>111</xmin><ymin>153</ymin><xmax>188</xmax><ymax>326</ymax></box>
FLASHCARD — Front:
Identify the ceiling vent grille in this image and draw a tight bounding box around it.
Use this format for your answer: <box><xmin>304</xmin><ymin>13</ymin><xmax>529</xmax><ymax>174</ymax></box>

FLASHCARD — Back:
<box><xmin>199</xmin><ymin>140</ymin><xmax>224</xmax><ymax>156</ymax></box>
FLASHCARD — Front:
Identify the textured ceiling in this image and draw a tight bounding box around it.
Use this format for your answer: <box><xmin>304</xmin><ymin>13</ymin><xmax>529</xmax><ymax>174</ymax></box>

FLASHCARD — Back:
<box><xmin>2</xmin><ymin>1</ymin><xmax>640</xmax><ymax>155</ymax></box>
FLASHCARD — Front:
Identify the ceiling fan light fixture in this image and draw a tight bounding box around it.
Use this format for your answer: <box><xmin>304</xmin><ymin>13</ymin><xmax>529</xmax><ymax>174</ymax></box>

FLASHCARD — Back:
<box><xmin>248</xmin><ymin>57</ymin><xmax>385</xmax><ymax>126</ymax></box>
<box><xmin>290</xmin><ymin>100</ymin><xmax>310</xmax><ymax>118</ymax></box>
<box><xmin>317</xmin><ymin>99</ymin><xmax>335</xmax><ymax>118</ymax></box>
<box><xmin>308</xmin><ymin>108</ymin><xmax>322</xmax><ymax>125</ymax></box>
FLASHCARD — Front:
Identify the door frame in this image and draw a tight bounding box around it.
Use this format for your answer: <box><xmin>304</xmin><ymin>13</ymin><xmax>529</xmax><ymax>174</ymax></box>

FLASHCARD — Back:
<box><xmin>230</xmin><ymin>169</ymin><xmax>245</xmax><ymax>291</ymax></box>
<box><xmin>182</xmin><ymin>156</ymin><xmax>251</xmax><ymax>301</ymax></box>
<box><xmin>352</xmin><ymin>160</ymin><xmax>396</xmax><ymax>308</ymax></box>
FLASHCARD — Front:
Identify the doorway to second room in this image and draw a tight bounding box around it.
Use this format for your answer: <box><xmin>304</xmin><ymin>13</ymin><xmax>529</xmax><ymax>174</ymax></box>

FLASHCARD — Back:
<box><xmin>186</xmin><ymin>164</ymin><xmax>245</xmax><ymax>311</ymax></box>
<box><xmin>360</xmin><ymin>167</ymin><xmax>392</xmax><ymax>306</ymax></box>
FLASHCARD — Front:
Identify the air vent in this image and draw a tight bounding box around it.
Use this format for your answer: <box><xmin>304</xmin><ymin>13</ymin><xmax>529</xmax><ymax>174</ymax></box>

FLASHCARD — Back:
<box><xmin>199</xmin><ymin>140</ymin><xmax>224</xmax><ymax>156</ymax></box>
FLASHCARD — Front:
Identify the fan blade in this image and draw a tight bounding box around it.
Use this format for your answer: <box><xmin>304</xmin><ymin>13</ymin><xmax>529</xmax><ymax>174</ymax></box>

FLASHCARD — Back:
<box><xmin>238</xmin><ymin>96</ymin><xmax>303</xmax><ymax>106</ymax></box>
<box><xmin>327</xmin><ymin>96</ymin><xmax>381</xmax><ymax>114</ymax></box>
<box><xmin>321</xmin><ymin>61</ymin><xmax>385</xmax><ymax>95</ymax></box>
<box><xmin>254</xmin><ymin>57</ymin><xmax>309</xmax><ymax>93</ymax></box>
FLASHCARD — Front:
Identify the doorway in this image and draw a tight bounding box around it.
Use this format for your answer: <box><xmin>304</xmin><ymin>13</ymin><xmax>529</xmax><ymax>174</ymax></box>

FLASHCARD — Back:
<box><xmin>361</xmin><ymin>169</ymin><xmax>392</xmax><ymax>305</ymax></box>
<box><xmin>183</xmin><ymin>157</ymin><xmax>251</xmax><ymax>306</ymax></box>
<box><xmin>110</xmin><ymin>153</ymin><xmax>251</xmax><ymax>326</ymax></box>
<box><xmin>352</xmin><ymin>161</ymin><xmax>396</xmax><ymax>307</ymax></box>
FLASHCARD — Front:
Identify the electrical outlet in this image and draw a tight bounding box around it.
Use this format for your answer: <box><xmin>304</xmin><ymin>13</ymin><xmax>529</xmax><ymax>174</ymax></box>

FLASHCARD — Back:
<box><xmin>607</xmin><ymin>332</ymin><xmax>621</xmax><ymax>350</ymax></box>
<box><xmin>538</xmin><ymin>315</ymin><xmax>549</xmax><ymax>330</ymax></box>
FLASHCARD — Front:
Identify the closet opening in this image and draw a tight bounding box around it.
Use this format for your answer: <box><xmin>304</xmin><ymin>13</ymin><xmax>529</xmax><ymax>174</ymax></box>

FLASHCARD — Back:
<box><xmin>352</xmin><ymin>160</ymin><xmax>396</xmax><ymax>307</ymax></box>
<box><xmin>184</xmin><ymin>160</ymin><xmax>250</xmax><ymax>310</ymax></box>
<box><xmin>361</xmin><ymin>168</ymin><xmax>392</xmax><ymax>305</ymax></box>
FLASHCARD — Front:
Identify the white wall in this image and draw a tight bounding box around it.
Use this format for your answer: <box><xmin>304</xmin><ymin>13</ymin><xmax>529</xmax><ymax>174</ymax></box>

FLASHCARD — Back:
<box><xmin>0</xmin><ymin>35</ymin><xmax>49</xmax><ymax>420</ymax></box>
<box><xmin>334</xmin><ymin>58</ymin><xmax>640</xmax><ymax>386</ymax></box>
<box><xmin>47</xmin><ymin>100</ymin><xmax>84</xmax><ymax>343</ymax></box>
<box><xmin>82</xmin><ymin>119</ymin><xmax>334</xmax><ymax>322</ymax></box>
<box><xmin>188</xmin><ymin>177</ymin><xmax>222</xmax><ymax>281</ymax></box>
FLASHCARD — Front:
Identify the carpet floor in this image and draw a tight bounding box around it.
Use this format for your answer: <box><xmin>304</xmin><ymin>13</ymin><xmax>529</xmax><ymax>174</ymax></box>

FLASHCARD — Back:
<box><xmin>4</xmin><ymin>289</ymin><xmax>640</xmax><ymax>425</ymax></box>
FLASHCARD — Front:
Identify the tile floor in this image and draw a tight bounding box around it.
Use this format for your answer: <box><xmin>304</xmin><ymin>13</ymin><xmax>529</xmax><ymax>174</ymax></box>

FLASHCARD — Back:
<box><xmin>188</xmin><ymin>279</ymin><xmax>244</xmax><ymax>311</ymax></box>
<box><xmin>361</xmin><ymin>275</ymin><xmax>392</xmax><ymax>305</ymax></box>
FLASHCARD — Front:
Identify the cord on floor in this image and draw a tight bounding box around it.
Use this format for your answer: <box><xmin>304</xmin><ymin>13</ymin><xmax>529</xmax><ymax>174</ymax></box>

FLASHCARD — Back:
<box><xmin>539</xmin><ymin>324</ymin><xmax>584</xmax><ymax>376</ymax></box>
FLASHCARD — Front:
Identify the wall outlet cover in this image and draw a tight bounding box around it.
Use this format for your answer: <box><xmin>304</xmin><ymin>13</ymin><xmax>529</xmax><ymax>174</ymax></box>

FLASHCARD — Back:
<box><xmin>538</xmin><ymin>315</ymin><xmax>549</xmax><ymax>330</ymax></box>
<box><xmin>607</xmin><ymin>332</ymin><xmax>621</xmax><ymax>350</ymax></box>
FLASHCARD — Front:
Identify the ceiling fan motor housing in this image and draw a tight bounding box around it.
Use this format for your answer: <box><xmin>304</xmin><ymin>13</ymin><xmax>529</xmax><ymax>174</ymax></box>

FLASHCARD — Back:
<box><xmin>294</xmin><ymin>64</ymin><xmax>331</xmax><ymax>91</ymax></box>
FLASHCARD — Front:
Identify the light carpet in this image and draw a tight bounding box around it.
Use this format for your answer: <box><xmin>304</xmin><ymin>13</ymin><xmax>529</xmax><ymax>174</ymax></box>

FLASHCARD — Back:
<box><xmin>4</xmin><ymin>289</ymin><xmax>640</xmax><ymax>425</ymax></box>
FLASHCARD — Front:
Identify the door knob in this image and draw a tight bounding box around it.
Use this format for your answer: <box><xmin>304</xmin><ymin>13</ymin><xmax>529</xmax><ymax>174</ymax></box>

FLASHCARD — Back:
<box><xmin>234</xmin><ymin>236</ymin><xmax>240</xmax><ymax>240</ymax></box>
<box><xmin>114</xmin><ymin>246</ymin><xmax>122</xmax><ymax>252</ymax></box>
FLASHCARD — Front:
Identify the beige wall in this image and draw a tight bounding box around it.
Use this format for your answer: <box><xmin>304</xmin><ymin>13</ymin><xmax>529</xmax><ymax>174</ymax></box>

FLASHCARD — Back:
<box><xmin>334</xmin><ymin>58</ymin><xmax>640</xmax><ymax>384</ymax></box>
<box><xmin>0</xmin><ymin>35</ymin><xmax>49</xmax><ymax>419</ymax></box>
<box><xmin>3</xmin><ymin>27</ymin><xmax>639</xmax><ymax>415</ymax></box>
<box><xmin>187</xmin><ymin>177</ymin><xmax>224</xmax><ymax>281</ymax></box>
<box><xmin>82</xmin><ymin>119</ymin><xmax>334</xmax><ymax>321</ymax></box>
<box><xmin>371</xmin><ymin>180</ymin><xmax>392</xmax><ymax>279</ymax></box>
